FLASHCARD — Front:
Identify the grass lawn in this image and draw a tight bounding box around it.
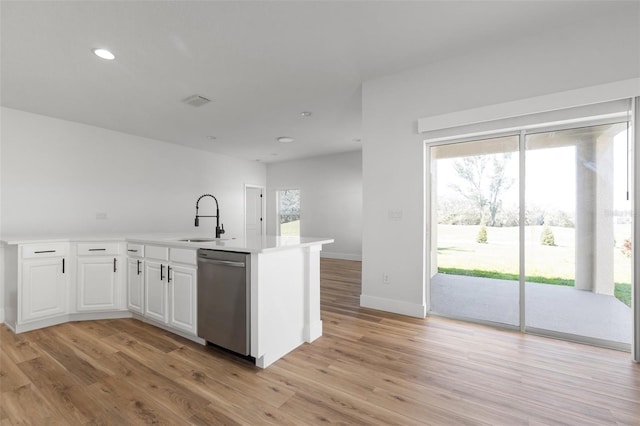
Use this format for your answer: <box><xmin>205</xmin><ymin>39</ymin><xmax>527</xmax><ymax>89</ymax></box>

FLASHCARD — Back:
<box><xmin>280</xmin><ymin>220</ymin><xmax>300</xmax><ymax>236</ymax></box>
<box><xmin>436</xmin><ymin>224</ymin><xmax>633</xmax><ymax>307</ymax></box>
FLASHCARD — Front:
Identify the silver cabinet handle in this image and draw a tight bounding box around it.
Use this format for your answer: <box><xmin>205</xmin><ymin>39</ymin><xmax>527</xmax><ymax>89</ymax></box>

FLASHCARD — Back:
<box><xmin>198</xmin><ymin>258</ymin><xmax>245</xmax><ymax>268</ymax></box>
<box><xmin>88</xmin><ymin>248</ymin><xmax>106</xmax><ymax>252</ymax></box>
<box><xmin>167</xmin><ymin>266</ymin><xmax>172</xmax><ymax>283</ymax></box>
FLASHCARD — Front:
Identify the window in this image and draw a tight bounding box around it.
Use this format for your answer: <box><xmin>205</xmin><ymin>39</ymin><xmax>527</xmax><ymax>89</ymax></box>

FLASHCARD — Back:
<box><xmin>277</xmin><ymin>189</ymin><xmax>300</xmax><ymax>236</ymax></box>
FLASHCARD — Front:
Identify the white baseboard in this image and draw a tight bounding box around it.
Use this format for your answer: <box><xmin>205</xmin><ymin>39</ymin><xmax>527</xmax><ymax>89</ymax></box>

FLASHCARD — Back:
<box><xmin>135</xmin><ymin>314</ymin><xmax>205</xmax><ymax>345</ymax></box>
<box><xmin>321</xmin><ymin>251</ymin><xmax>362</xmax><ymax>261</ymax></box>
<box><xmin>360</xmin><ymin>294</ymin><xmax>426</xmax><ymax>318</ymax></box>
<box><xmin>13</xmin><ymin>311</ymin><xmax>132</xmax><ymax>333</ymax></box>
<box><xmin>303</xmin><ymin>320</ymin><xmax>323</xmax><ymax>343</ymax></box>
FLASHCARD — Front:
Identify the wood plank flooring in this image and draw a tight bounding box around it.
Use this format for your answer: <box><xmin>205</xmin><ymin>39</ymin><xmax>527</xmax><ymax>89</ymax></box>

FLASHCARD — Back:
<box><xmin>1</xmin><ymin>258</ymin><xmax>639</xmax><ymax>425</ymax></box>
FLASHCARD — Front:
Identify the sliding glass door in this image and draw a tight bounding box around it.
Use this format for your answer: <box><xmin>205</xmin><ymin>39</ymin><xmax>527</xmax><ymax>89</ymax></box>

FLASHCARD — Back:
<box><xmin>524</xmin><ymin>122</ymin><xmax>632</xmax><ymax>346</ymax></box>
<box><xmin>429</xmin><ymin>135</ymin><xmax>520</xmax><ymax>327</ymax></box>
<box><xmin>428</xmin><ymin>118</ymin><xmax>633</xmax><ymax>349</ymax></box>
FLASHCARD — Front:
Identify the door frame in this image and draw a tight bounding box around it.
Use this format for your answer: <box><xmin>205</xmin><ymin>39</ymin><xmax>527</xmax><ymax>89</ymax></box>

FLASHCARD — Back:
<box><xmin>425</xmin><ymin>113</ymin><xmax>635</xmax><ymax>352</ymax></box>
<box><xmin>244</xmin><ymin>184</ymin><xmax>265</xmax><ymax>239</ymax></box>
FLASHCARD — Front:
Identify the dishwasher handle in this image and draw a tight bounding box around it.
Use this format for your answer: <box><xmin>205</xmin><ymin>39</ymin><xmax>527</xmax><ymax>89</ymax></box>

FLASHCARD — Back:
<box><xmin>198</xmin><ymin>257</ymin><xmax>245</xmax><ymax>268</ymax></box>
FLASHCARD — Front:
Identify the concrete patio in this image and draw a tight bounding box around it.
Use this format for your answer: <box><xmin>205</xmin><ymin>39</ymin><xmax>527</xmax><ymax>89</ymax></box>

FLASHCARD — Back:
<box><xmin>430</xmin><ymin>273</ymin><xmax>632</xmax><ymax>345</ymax></box>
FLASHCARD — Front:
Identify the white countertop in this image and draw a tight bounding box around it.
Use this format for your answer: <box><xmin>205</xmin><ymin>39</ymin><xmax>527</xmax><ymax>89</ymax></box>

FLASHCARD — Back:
<box><xmin>0</xmin><ymin>233</ymin><xmax>333</xmax><ymax>254</ymax></box>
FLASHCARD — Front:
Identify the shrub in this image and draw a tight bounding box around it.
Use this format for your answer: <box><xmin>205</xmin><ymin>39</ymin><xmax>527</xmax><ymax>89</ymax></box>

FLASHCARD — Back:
<box><xmin>621</xmin><ymin>238</ymin><xmax>632</xmax><ymax>258</ymax></box>
<box><xmin>476</xmin><ymin>225</ymin><xmax>488</xmax><ymax>244</ymax></box>
<box><xmin>540</xmin><ymin>224</ymin><xmax>556</xmax><ymax>246</ymax></box>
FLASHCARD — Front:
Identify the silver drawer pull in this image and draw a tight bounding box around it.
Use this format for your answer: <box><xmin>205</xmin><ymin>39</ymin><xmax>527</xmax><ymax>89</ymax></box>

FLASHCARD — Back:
<box><xmin>34</xmin><ymin>250</ymin><xmax>56</xmax><ymax>254</ymax></box>
<box><xmin>128</xmin><ymin>249</ymin><xmax>138</xmax><ymax>252</ymax></box>
<box><xmin>88</xmin><ymin>248</ymin><xmax>106</xmax><ymax>251</ymax></box>
<box><xmin>199</xmin><ymin>258</ymin><xmax>245</xmax><ymax>268</ymax></box>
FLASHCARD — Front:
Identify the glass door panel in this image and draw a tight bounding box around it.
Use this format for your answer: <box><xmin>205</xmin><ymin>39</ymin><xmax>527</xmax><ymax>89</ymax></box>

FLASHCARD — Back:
<box><xmin>429</xmin><ymin>135</ymin><xmax>520</xmax><ymax>326</ymax></box>
<box><xmin>277</xmin><ymin>189</ymin><xmax>300</xmax><ymax>236</ymax></box>
<box><xmin>524</xmin><ymin>123</ymin><xmax>632</xmax><ymax>345</ymax></box>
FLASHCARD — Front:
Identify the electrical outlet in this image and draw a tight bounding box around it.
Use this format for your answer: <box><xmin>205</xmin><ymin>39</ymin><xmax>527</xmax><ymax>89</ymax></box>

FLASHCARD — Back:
<box><xmin>383</xmin><ymin>273</ymin><xmax>390</xmax><ymax>284</ymax></box>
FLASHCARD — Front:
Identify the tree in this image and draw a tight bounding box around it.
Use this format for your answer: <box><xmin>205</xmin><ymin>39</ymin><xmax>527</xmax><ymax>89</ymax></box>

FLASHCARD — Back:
<box><xmin>540</xmin><ymin>224</ymin><xmax>556</xmax><ymax>246</ymax></box>
<box><xmin>476</xmin><ymin>225</ymin><xmax>488</xmax><ymax>244</ymax></box>
<box><xmin>278</xmin><ymin>189</ymin><xmax>300</xmax><ymax>224</ymax></box>
<box><xmin>451</xmin><ymin>153</ymin><xmax>514</xmax><ymax>226</ymax></box>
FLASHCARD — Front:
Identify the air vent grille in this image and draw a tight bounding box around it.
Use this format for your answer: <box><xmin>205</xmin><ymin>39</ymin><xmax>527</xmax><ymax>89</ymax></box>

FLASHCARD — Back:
<box><xmin>182</xmin><ymin>95</ymin><xmax>211</xmax><ymax>107</ymax></box>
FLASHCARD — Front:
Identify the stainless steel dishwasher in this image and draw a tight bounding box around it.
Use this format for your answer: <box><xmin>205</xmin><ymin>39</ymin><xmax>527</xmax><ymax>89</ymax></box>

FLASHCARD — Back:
<box><xmin>197</xmin><ymin>249</ymin><xmax>250</xmax><ymax>355</ymax></box>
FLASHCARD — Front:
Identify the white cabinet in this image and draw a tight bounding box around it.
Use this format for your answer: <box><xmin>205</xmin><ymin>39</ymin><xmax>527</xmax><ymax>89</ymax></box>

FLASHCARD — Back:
<box><xmin>76</xmin><ymin>243</ymin><xmax>123</xmax><ymax>312</ymax></box>
<box><xmin>167</xmin><ymin>264</ymin><xmax>197</xmax><ymax>334</ymax></box>
<box><xmin>144</xmin><ymin>260</ymin><xmax>167</xmax><ymax>323</ymax></box>
<box><xmin>126</xmin><ymin>243</ymin><xmax>144</xmax><ymax>315</ymax></box>
<box><xmin>127</xmin><ymin>257</ymin><xmax>144</xmax><ymax>314</ymax></box>
<box><xmin>21</xmin><ymin>254</ymin><xmax>68</xmax><ymax>322</ymax></box>
<box><xmin>142</xmin><ymin>245</ymin><xmax>197</xmax><ymax>336</ymax></box>
<box><xmin>5</xmin><ymin>239</ymin><xmax>197</xmax><ymax>338</ymax></box>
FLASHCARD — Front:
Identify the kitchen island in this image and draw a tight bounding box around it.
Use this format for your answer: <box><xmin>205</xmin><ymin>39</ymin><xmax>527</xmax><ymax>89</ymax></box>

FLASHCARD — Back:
<box><xmin>1</xmin><ymin>234</ymin><xmax>333</xmax><ymax>368</ymax></box>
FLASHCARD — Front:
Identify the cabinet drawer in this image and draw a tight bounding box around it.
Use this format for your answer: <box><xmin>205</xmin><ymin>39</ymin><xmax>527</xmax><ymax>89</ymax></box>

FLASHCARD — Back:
<box><xmin>145</xmin><ymin>245</ymin><xmax>169</xmax><ymax>261</ymax></box>
<box><xmin>22</xmin><ymin>243</ymin><xmax>68</xmax><ymax>259</ymax></box>
<box><xmin>77</xmin><ymin>242</ymin><xmax>120</xmax><ymax>256</ymax></box>
<box><xmin>170</xmin><ymin>248</ymin><xmax>197</xmax><ymax>265</ymax></box>
<box><xmin>126</xmin><ymin>243</ymin><xmax>144</xmax><ymax>258</ymax></box>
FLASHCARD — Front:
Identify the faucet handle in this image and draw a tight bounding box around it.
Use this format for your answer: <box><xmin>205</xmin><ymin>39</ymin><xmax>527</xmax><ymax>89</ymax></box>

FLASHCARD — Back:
<box><xmin>220</xmin><ymin>224</ymin><xmax>225</xmax><ymax>235</ymax></box>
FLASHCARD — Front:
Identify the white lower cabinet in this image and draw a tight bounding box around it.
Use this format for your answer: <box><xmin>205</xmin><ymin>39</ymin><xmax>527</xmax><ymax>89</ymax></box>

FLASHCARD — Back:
<box><xmin>167</xmin><ymin>264</ymin><xmax>197</xmax><ymax>334</ymax></box>
<box><xmin>127</xmin><ymin>257</ymin><xmax>144</xmax><ymax>314</ymax></box>
<box><xmin>7</xmin><ymin>240</ymin><xmax>197</xmax><ymax>339</ymax></box>
<box><xmin>144</xmin><ymin>260</ymin><xmax>167</xmax><ymax>323</ymax></box>
<box><xmin>21</xmin><ymin>255</ymin><xmax>68</xmax><ymax>322</ymax></box>
<box><xmin>76</xmin><ymin>243</ymin><xmax>123</xmax><ymax>312</ymax></box>
<box><xmin>142</xmin><ymin>245</ymin><xmax>198</xmax><ymax>336</ymax></box>
<box><xmin>77</xmin><ymin>257</ymin><xmax>120</xmax><ymax>311</ymax></box>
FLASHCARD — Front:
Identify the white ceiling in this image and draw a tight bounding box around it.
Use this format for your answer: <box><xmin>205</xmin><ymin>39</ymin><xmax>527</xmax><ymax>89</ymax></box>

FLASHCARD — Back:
<box><xmin>0</xmin><ymin>1</ymin><xmax>627</xmax><ymax>163</ymax></box>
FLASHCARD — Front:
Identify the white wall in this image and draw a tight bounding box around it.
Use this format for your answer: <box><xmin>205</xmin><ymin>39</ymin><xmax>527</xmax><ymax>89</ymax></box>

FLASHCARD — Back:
<box><xmin>0</xmin><ymin>107</ymin><xmax>266</xmax><ymax>237</ymax></box>
<box><xmin>266</xmin><ymin>151</ymin><xmax>362</xmax><ymax>260</ymax></box>
<box><xmin>361</xmin><ymin>7</ymin><xmax>640</xmax><ymax>316</ymax></box>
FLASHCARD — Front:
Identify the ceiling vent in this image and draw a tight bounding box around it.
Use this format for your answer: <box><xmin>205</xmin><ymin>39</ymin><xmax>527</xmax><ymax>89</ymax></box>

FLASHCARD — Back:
<box><xmin>182</xmin><ymin>95</ymin><xmax>211</xmax><ymax>107</ymax></box>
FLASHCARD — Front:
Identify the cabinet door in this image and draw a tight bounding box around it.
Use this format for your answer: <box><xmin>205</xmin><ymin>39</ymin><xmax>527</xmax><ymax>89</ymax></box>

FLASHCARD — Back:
<box><xmin>144</xmin><ymin>260</ymin><xmax>167</xmax><ymax>323</ymax></box>
<box><xmin>21</xmin><ymin>257</ymin><xmax>67</xmax><ymax>322</ymax></box>
<box><xmin>127</xmin><ymin>258</ymin><xmax>144</xmax><ymax>314</ymax></box>
<box><xmin>77</xmin><ymin>257</ymin><xmax>119</xmax><ymax>311</ymax></box>
<box><xmin>168</xmin><ymin>265</ymin><xmax>197</xmax><ymax>335</ymax></box>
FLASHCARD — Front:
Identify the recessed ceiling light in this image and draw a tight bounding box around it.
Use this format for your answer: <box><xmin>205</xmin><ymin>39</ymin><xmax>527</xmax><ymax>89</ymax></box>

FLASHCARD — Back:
<box><xmin>93</xmin><ymin>48</ymin><xmax>115</xmax><ymax>60</ymax></box>
<box><xmin>277</xmin><ymin>136</ymin><xmax>294</xmax><ymax>143</ymax></box>
<box><xmin>300</xmin><ymin>111</ymin><xmax>312</xmax><ymax>117</ymax></box>
<box><xmin>182</xmin><ymin>94</ymin><xmax>211</xmax><ymax>107</ymax></box>
<box><xmin>206</xmin><ymin>135</ymin><xmax>217</xmax><ymax>140</ymax></box>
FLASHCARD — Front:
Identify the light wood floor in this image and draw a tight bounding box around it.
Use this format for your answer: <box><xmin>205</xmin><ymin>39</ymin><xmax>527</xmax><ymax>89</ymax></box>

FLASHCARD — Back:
<box><xmin>1</xmin><ymin>258</ymin><xmax>639</xmax><ymax>425</ymax></box>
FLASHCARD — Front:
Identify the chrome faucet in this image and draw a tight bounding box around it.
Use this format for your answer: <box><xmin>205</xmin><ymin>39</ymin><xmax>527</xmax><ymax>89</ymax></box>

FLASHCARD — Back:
<box><xmin>194</xmin><ymin>194</ymin><xmax>225</xmax><ymax>238</ymax></box>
